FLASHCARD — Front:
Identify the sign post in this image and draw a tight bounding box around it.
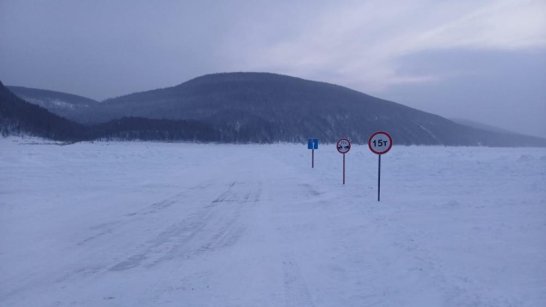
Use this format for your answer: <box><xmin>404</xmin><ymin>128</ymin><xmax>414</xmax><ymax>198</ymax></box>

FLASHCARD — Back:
<box><xmin>336</xmin><ymin>138</ymin><xmax>351</xmax><ymax>184</ymax></box>
<box><xmin>368</xmin><ymin>131</ymin><xmax>393</xmax><ymax>201</ymax></box>
<box><xmin>307</xmin><ymin>138</ymin><xmax>319</xmax><ymax>168</ymax></box>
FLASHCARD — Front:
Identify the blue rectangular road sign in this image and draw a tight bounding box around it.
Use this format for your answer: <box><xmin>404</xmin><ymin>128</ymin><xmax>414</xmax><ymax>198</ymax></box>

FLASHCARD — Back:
<box><xmin>308</xmin><ymin>138</ymin><xmax>319</xmax><ymax>149</ymax></box>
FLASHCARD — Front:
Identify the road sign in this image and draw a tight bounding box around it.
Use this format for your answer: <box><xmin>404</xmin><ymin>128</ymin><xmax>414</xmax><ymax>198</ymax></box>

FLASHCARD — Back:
<box><xmin>336</xmin><ymin>138</ymin><xmax>351</xmax><ymax>184</ymax></box>
<box><xmin>307</xmin><ymin>138</ymin><xmax>319</xmax><ymax>168</ymax></box>
<box><xmin>368</xmin><ymin>131</ymin><xmax>393</xmax><ymax>155</ymax></box>
<box><xmin>336</xmin><ymin>138</ymin><xmax>351</xmax><ymax>154</ymax></box>
<box><xmin>308</xmin><ymin>138</ymin><xmax>319</xmax><ymax>150</ymax></box>
<box><xmin>368</xmin><ymin>131</ymin><xmax>393</xmax><ymax>202</ymax></box>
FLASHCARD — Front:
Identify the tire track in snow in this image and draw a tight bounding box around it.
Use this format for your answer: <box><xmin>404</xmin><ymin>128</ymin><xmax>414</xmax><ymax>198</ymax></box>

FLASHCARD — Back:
<box><xmin>76</xmin><ymin>182</ymin><xmax>214</xmax><ymax>247</ymax></box>
<box><xmin>43</xmin><ymin>180</ymin><xmax>234</xmax><ymax>287</ymax></box>
<box><xmin>282</xmin><ymin>253</ymin><xmax>316</xmax><ymax>307</ymax></box>
<box><xmin>109</xmin><ymin>180</ymin><xmax>262</xmax><ymax>271</ymax></box>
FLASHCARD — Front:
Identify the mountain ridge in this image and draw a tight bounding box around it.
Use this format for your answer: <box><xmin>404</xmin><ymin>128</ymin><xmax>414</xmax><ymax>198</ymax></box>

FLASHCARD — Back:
<box><xmin>1</xmin><ymin>82</ymin><xmax>86</xmax><ymax>140</ymax></box>
<box><xmin>0</xmin><ymin>82</ymin><xmax>221</xmax><ymax>142</ymax></box>
<box><xmin>7</xmin><ymin>85</ymin><xmax>99</xmax><ymax>124</ymax></box>
<box><xmin>3</xmin><ymin>73</ymin><xmax>546</xmax><ymax>146</ymax></box>
<box><xmin>95</xmin><ymin>72</ymin><xmax>546</xmax><ymax>146</ymax></box>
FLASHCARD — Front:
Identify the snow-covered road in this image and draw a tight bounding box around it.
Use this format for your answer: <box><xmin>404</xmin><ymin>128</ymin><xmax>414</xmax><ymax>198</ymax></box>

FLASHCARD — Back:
<box><xmin>1</xmin><ymin>139</ymin><xmax>545</xmax><ymax>306</ymax></box>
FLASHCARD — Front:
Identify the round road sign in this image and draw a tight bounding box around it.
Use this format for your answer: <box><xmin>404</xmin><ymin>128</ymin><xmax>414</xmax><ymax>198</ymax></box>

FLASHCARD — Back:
<box><xmin>336</xmin><ymin>138</ymin><xmax>351</xmax><ymax>154</ymax></box>
<box><xmin>368</xmin><ymin>131</ymin><xmax>393</xmax><ymax>155</ymax></box>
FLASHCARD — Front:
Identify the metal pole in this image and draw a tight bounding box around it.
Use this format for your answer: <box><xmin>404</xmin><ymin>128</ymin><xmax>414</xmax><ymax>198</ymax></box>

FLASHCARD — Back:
<box><xmin>343</xmin><ymin>153</ymin><xmax>346</xmax><ymax>185</ymax></box>
<box><xmin>312</xmin><ymin>149</ymin><xmax>314</xmax><ymax>168</ymax></box>
<box><xmin>378</xmin><ymin>154</ymin><xmax>381</xmax><ymax>202</ymax></box>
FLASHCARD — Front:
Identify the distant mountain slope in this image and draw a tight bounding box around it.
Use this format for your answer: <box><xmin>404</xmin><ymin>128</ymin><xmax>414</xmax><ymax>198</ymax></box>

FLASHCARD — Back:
<box><xmin>97</xmin><ymin>72</ymin><xmax>546</xmax><ymax>146</ymax></box>
<box><xmin>0</xmin><ymin>83</ymin><xmax>221</xmax><ymax>142</ymax></box>
<box><xmin>0</xmin><ymin>82</ymin><xmax>86</xmax><ymax>141</ymax></box>
<box><xmin>5</xmin><ymin>73</ymin><xmax>545</xmax><ymax>146</ymax></box>
<box><xmin>450</xmin><ymin>118</ymin><xmax>518</xmax><ymax>135</ymax></box>
<box><xmin>93</xmin><ymin>117</ymin><xmax>220</xmax><ymax>142</ymax></box>
<box><xmin>7</xmin><ymin>86</ymin><xmax>99</xmax><ymax>124</ymax></box>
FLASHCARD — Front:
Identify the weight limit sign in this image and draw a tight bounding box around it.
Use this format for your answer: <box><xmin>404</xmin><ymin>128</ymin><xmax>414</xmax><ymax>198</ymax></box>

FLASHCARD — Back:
<box><xmin>368</xmin><ymin>131</ymin><xmax>393</xmax><ymax>202</ymax></box>
<box><xmin>368</xmin><ymin>131</ymin><xmax>393</xmax><ymax>155</ymax></box>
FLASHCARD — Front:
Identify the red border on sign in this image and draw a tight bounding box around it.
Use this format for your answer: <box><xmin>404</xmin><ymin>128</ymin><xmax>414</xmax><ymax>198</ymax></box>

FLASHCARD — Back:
<box><xmin>368</xmin><ymin>131</ymin><xmax>393</xmax><ymax>155</ymax></box>
<box><xmin>336</xmin><ymin>138</ymin><xmax>351</xmax><ymax>154</ymax></box>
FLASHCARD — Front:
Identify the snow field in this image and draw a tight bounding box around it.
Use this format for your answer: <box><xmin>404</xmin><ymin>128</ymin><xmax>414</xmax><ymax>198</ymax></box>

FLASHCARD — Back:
<box><xmin>1</xmin><ymin>138</ymin><xmax>545</xmax><ymax>306</ymax></box>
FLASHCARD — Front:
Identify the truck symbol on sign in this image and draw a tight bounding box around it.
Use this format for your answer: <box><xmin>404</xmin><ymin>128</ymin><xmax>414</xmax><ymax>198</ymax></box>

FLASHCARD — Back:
<box><xmin>336</xmin><ymin>138</ymin><xmax>351</xmax><ymax>154</ymax></box>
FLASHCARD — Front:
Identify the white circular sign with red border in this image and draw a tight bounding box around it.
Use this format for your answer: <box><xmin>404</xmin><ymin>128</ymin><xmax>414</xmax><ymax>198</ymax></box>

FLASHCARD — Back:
<box><xmin>368</xmin><ymin>131</ymin><xmax>393</xmax><ymax>155</ymax></box>
<box><xmin>336</xmin><ymin>138</ymin><xmax>351</xmax><ymax>154</ymax></box>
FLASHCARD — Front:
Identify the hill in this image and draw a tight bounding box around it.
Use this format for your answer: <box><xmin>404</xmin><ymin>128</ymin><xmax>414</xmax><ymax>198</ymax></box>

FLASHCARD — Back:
<box><xmin>4</xmin><ymin>73</ymin><xmax>546</xmax><ymax>146</ymax></box>
<box><xmin>450</xmin><ymin>118</ymin><xmax>520</xmax><ymax>135</ymax></box>
<box><xmin>0</xmin><ymin>81</ymin><xmax>86</xmax><ymax>141</ymax></box>
<box><xmin>0</xmin><ymin>83</ymin><xmax>220</xmax><ymax>142</ymax></box>
<box><xmin>97</xmin><ymin>72</ymin><xmax>546</xmax><ymax>146</ymax></box>
<box><xmin>7</xmin><ymin>86</ymin><xmax>99</xmax><ymax>124</ymax></box>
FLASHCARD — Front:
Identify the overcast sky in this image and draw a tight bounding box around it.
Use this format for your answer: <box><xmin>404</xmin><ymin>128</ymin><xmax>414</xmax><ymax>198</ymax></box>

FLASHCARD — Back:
<box><xmin>1</xmin><ymin>0</ymin><xmax>545</xmax><ymax>137</ymax></box>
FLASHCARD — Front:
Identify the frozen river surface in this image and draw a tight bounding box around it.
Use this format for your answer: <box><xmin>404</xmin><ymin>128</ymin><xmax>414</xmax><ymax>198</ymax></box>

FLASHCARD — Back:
<box><xmin>1</xmin><ymin>138</ymin><xmax>545</xmax><ymax>306</ymax></box>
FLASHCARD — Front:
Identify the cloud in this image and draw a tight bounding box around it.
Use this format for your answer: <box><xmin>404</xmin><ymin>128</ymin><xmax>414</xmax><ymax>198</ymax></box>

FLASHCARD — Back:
<box><xmin>382</xmin><ymin>49</ymin><xmax>546</xmax><ymax>138</ymax></box>
<box><xmin>219</xmin><ymin>0</ymin><xmax>546</xmax><ymax>92</ymax></box>
<box><xmin>1</xmin><ymin>0</ymin><xmax>544</xmax><ymax>99</ymax></box>
<box><xmin>414</xmin><ymin>0</ymin><xmax>546</xmax><ymax>51</ymax></box>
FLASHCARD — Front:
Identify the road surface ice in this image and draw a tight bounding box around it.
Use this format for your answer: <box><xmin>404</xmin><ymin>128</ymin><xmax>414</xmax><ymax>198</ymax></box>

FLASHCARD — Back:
<box><xmin>1</xmin><ymin>138</ymin><xmax>545</xmax><ymax>306</ymax></box>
